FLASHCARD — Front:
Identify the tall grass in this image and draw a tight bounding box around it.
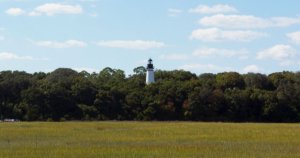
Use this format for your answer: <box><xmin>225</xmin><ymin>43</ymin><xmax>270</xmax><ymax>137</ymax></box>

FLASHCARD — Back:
<box><xmin>0</xmin><ymin>122</ymin><xmax>299</xmax><ymax>158</ymax></box>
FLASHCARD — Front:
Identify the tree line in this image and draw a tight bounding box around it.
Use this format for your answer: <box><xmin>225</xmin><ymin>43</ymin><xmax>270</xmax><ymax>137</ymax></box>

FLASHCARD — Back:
<box><xmin>0</xmin><ymin>67</ymin><xmax>300</xmax><ymax>122</ymax></box>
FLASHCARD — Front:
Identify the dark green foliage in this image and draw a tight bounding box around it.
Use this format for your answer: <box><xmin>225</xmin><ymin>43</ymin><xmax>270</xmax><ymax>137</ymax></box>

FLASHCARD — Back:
<box><xmin>216</xmin><ymin>72</ymin><xmax>245</xmax><ymax>90</ymax></box>
<box><xmin>185</xmin><ymin>86</ymin><xmax>226</xmax><ymax>121</ymax></box>
<box><xmin>0</xmin><ymin>68</ymin><xmax>299</xmax><ymax>122</ymax></box>
<box><xmin>243</xmin><ymin>73</ymin><xmax>271</xmax><ymax>90</ymax></box>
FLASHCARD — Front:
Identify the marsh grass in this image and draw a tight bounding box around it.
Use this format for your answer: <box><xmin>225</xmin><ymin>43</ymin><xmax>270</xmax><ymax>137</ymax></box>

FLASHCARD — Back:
<box><xmin>0</xmin><ymin>122</ymin><xmax>299</xmax><ymax>158</ymax></box>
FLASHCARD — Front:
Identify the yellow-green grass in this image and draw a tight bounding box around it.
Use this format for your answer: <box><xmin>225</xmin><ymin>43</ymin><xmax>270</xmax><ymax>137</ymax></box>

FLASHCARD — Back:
<box><xmin>0</xmin><ymin>122</ymin><xmax>299</xmax><ymax>158</ymax></box>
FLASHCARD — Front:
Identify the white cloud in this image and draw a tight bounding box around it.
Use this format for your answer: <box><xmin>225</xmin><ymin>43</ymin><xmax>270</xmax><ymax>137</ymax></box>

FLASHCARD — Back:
<box><xmin>0</xmin><ymin>52</ymin><xmax>35</xmax><ymax>61</ymax></box>
<box><xmin>287</xmin><ymin>31</ymin><xmax>300</xmax><ymax>44</ymax></box>
<box><xmin>193</xmin><ymin>47</ymin><xmax>248</xmax><ymax>59</ymax></box>
<box><xmin>190</xmin><ymin>28</ymin><xmax>266</xmax><ymax>42</ymax></box>
<box><xmin>257</xmin><ymin>44</ymin><xmax>297</xmax><ymax>61</ymax></box>
<box><xmin>189</xmin><ymin>4</ymin><xmax>238</xmax><ymax>14</ymax></box>
<box><xmin>33</xmin><ymin>40</ymin><xmax>87</xmax><ymax>48</ymax></box>
<box><xmin>168</xmin><ymin>8</ymin><xmax>182</xmax><ymax>17</ymax></box>
<box><xmin>199</xmin><ymin>14</ymin><xmax>300</xmax><ymax>29</ymax></box>
<box><xmin>243</xmin><ymin>65</ymin><xmax>262</xmax><ymax>73</ymax></box>
<box><xmin>6</xmin><ymin>8</ymin><xmax>25</xmax><ymax>16</ymax></box>
<box><xmin>96</xmin><ymin>40</ymin><xmax>166</xmax><ymax>50</ymax></box>
<box><xmin>159</xmin><ymin>54</ymin><xmax>189</xmax><ymax>60</ymax></box>
<box><xmin>29</xmin><ymin>3</ymin><xmax>83</xmax><ymax>16</ymax></box>
<box><xmin>271</xmin><ymin>17</ymin><xmax>300</xmax><ymax>27</ymax></box>
<box><xmin>179</xmin><ymin>63</ymin><xmax>233</xmax><ymax>73</ymax></box>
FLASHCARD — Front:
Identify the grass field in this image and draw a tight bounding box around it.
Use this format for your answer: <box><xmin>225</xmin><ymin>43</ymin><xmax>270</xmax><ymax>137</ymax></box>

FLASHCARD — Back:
<box><xmin>0</xmin><ymin>122</ymin><xmax>299</xmax><ymax>158</ymax></box>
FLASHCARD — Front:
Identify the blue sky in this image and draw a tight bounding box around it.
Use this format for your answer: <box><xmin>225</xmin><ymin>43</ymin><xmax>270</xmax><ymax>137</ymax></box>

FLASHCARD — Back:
<box><xmin>1</xmin><ymin>0</ymin><xmax>300</xmax><ymax>75</ymax></box>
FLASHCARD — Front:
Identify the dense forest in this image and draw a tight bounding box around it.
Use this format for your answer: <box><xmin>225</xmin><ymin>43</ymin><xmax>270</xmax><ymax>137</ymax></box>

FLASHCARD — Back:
<box><xmin>0</xmin><ymin>67</ymin><xmax>300</xmax><ymax>122</ymax></box>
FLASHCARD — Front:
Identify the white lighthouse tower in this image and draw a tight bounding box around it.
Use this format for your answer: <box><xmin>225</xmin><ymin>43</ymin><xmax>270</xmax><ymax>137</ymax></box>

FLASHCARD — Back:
<box><xmin>146</xmin><ymin>58</ymin><xmax>155</xmax><ymax>85</ymax></box>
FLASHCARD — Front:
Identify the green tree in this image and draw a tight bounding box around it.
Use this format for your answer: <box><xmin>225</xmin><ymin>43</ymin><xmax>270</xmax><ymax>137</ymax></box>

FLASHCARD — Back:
<box><xmin>243</xmin><ymin>73</ymin><xmax>271</xmax><ymax>90</ymax></box>
<box><xmin>133</xmin><ymin>66</ymin><xmax>146</xmax><ymax>75</ymax></box>
<box><xmin>216</xmin><ymin>72</ymin><xmax>245</xmax><ymax>90</ymax></box>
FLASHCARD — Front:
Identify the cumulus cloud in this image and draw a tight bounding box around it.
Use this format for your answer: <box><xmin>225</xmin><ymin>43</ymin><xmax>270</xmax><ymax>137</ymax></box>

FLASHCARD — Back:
<box><xmin>6</xmin><ymin>8</ymin><xmax>25</xmax><ymax>16</ymax></box>
<box><xmin>179</xmin><ymin>63</ymin><xmax>233</xmax><ymax>73</ymax></box>
<box><xmin>96</xmin><ymin>40</ymin><xmax>166</xmax><ymax>50</ymax></box>
<box><xmin>257</xmin><ymin>44</ymin><xmax>297</xmax><ymax>61</ymax></box>
<box><xmin>243</xmin><ymin>65</ymin><xmax>262</xmax><ymax>73</ymax></box>
<box><xmin>189</xmin><ymin>4</ymin><xmax>238</xmax><ymax>14</ymax></box>
<box><xmin>271</xmin><ymin>17</ymin><xmax>300</xmax><ymax>27</ymax></box>
<box><xmin>199</xmin><ymin>14</ymin><xmax>300</xmax><ymax>29</ymax></box>
<box><xmin>190</xmin><ymin>28</ymin><xmax>266</xmax><ymax>42</ymax></box>
<box><xmin>33</xmin><ymin>40</ymin><xmax>87</xmax><ymax>48</ymax></box>
<box><xmin>159</xmin><ymin>54</ymin><xmax>189</xmax><ymax>60</ymax></box>
<box><xmin>0</xmin><ymin>52</ymin><xmax>35</xmax><ymax>60</ymax></box>
<box><xmin>168</xmin><ymin>8</ymin><xmax>182</xmax><ymax>17</ymax></box>
<box><xmin>287</xmin><ymin>31</ymin><xmax>300</xmax><ymax>44</ymax></box>
<box><xmin>193</xmin><ymin>47</ymin><xmax>248</xmax><ymax>59</ymax></box>
<box><xmin>29</xmin><ymin>3</ymin><xmax>83</xmax><ymax>16</ymax></box>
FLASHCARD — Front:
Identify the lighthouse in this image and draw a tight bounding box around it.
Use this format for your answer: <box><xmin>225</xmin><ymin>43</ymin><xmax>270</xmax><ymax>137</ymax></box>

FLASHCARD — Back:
<box><xmin>146</xmin><ymin>58</ymin><xmax>155</xmax><ymax>85</ymax></box>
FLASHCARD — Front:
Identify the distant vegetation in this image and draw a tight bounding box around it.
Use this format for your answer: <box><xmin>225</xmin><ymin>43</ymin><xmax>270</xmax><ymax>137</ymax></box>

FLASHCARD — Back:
<box><xmin>0</xmin><ymin>67</ymin><xmax>300</xmax><ymax>122</ymax></box>
<box><xmin>0</xmin><ymin>122</ymin><xmax>299</xmax><ymax>158</ymax></box>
